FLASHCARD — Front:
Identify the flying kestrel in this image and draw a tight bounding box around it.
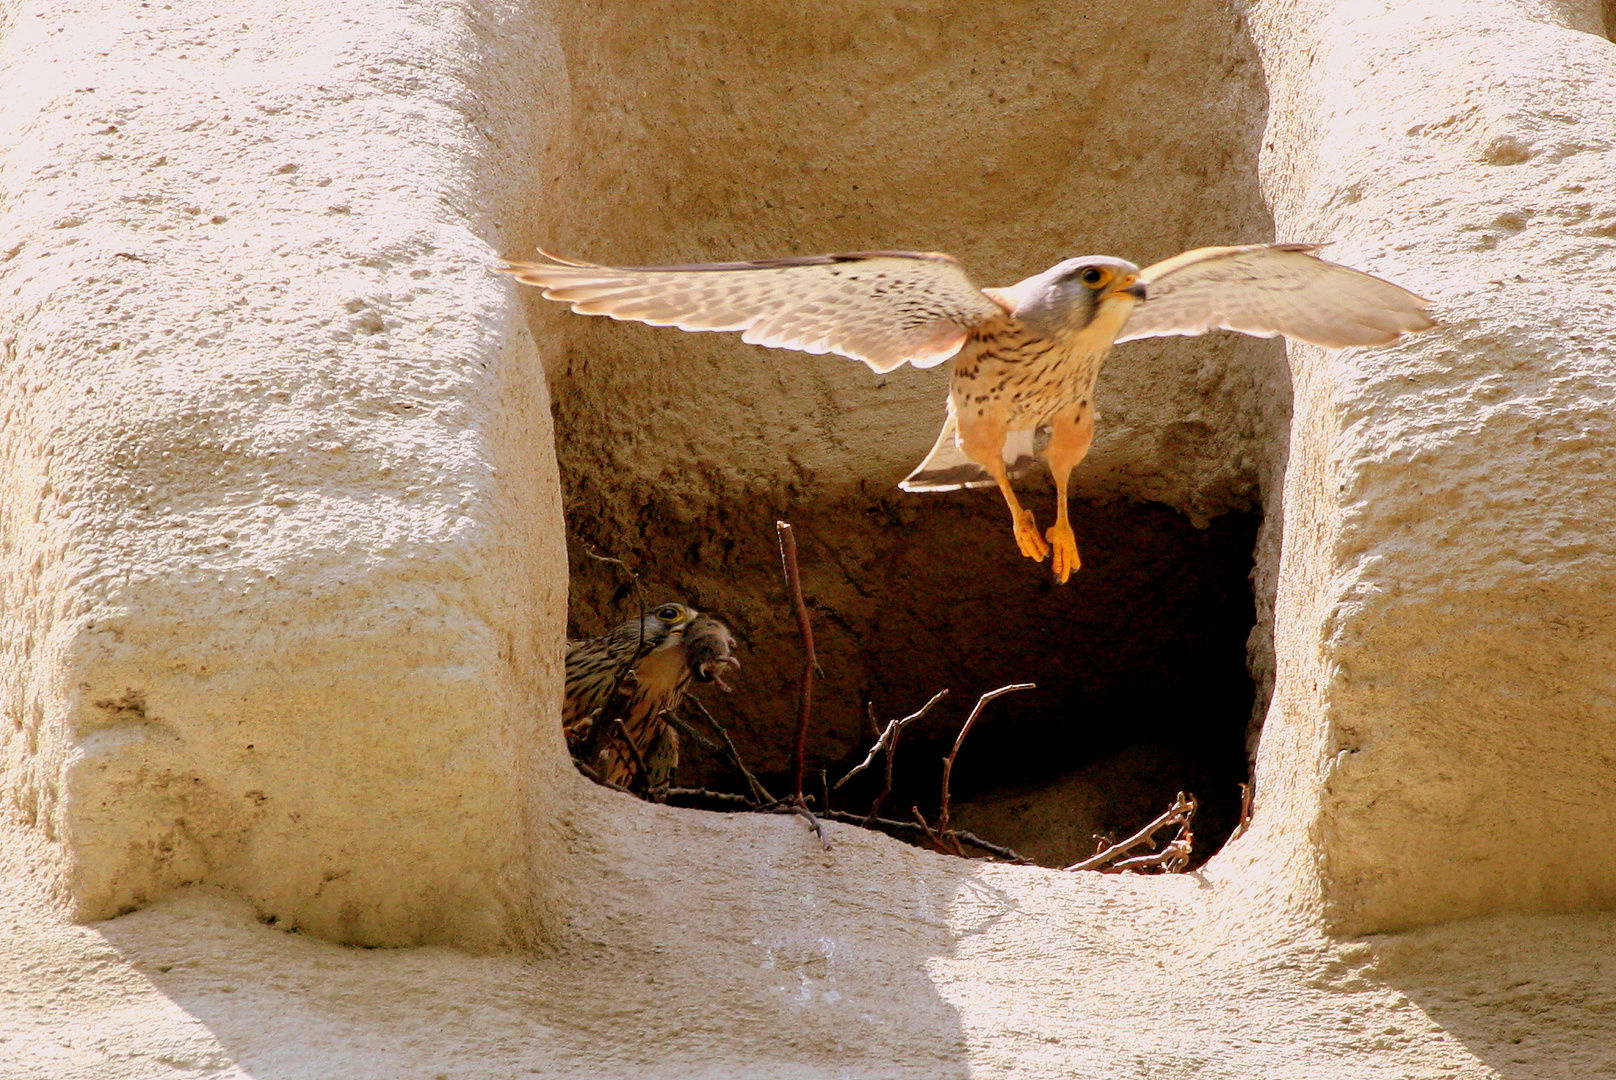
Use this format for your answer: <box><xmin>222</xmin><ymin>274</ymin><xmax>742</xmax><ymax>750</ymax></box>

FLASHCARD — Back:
<box><xmin>505</xmin><ymin>244</ymin><xmax>1433</xmax><ymax>582</ymax></box>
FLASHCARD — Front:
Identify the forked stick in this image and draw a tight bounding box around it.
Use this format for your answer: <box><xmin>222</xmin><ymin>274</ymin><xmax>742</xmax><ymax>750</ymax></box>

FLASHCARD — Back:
<box><xmin>937</xmin><ymin>683</ymin><xmax>1035</xmax><ymax>836</ymax></box>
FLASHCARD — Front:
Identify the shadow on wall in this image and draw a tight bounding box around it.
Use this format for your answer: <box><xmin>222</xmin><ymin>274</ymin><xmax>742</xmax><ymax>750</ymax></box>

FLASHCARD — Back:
<box><xmin>88</xmin><ymin>816</ymin><xmax>1012</xmax><ymax>1079</ymax></box>
<box><xmin>517</xmin><ymin>0</ymin><xmax>1284</xmax><ymax>869</ymax></box>
<box><xmin>1355</xmin><ymin>912</ymin><xmax>1616</xmax><ymax>1079</ymax></box>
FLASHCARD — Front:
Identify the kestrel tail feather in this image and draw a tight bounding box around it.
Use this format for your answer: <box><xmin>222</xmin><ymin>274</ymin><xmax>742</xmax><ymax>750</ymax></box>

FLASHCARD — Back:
<box><xmin>901</xmin><ymin>406</ymin><xmax>1039</xmax><ymax>492</ymax></box>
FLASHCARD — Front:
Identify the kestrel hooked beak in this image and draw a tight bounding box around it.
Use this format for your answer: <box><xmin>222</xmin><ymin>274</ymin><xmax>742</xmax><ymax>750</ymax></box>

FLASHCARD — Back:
<box><xmin>505</xmin><ymin>244</ymin><xmax>1434</xmax><ymax>582</ymax></box>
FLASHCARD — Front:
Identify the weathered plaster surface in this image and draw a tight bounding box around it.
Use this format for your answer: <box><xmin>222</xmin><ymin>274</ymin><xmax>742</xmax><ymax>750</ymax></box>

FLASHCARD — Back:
<box><xmin>1243</xmin><ymin>0</ymin><xmax>1616</xmax><ymax>933</ymax></box>
<box><xmin>0</xmin><ymin>0</ymin><xmax>571</xmax><ymax>945</ymax></box>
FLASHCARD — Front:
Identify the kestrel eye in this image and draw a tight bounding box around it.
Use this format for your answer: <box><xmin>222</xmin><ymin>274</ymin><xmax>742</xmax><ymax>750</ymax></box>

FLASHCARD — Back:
<box><xmin>1079</xmin><ymin>267</ymin><xmax>1107</xmax><ymax>286</ymax></box>
<box><xmin>657</xmin><ymin>606</ymin><xmax>682</xmax><ymax>621</ymax></box>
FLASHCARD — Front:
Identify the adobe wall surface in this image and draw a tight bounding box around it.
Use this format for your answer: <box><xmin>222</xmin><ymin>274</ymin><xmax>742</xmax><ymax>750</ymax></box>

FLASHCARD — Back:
<box><xmin>0</xmin><ymin>0</ymin><xmax>573</xmax><ymax>946</ymax></box>
<box><xmin>1242</xmin><ymin>0</ymin><xmax>1616</xmax><ymax>933</ymax></box>
<box><xmin>537</xmin><ymin>0</ymin><xmax>1284</xmax><ymax>523</ymax></box>
<box><xmin>0</xmin><ymin>0</ymin><xmax>1614</xmax><ymax>1077</ymax></box>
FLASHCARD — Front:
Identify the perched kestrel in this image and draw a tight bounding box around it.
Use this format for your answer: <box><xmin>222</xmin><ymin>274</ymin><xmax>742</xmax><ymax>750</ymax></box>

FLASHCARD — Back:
<box><xmin>563</xmin><ymin>603</ymin><xmax>739</xmax><ymax>790</ymax></box>
<box><xmin>506</xmin><ymin>244</ymin><xmax>1433</xmax><ymax>582</ymax></box>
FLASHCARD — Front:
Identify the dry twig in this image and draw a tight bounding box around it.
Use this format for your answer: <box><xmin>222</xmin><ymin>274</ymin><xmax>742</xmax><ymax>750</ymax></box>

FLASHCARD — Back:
<box><xmin>1064</xmin><ymin>792</ymin><xmax>1198</xmax><ymax>873</ymax></box>
<box><xmin>819</xmin><ymin>809</ymin><xmax>1025</xmax><ymax>861</ymax></box>
<box><xmin>661</xmin><ymin>708</ymin><xmax>727</xmax><ymax>760</ymax></box>
<box><xmin>937</xmin><ymin>683</ymin><xmax>1036</xmax><ymax>836</ymax></box>
<box><xmin>1228</xmin><ymin>779</ymin><xmax>1255</xmax><ymax>842</ymax></box>
<box><xmin>847</xmin><ymin>688</ymin><xmax>948</xmax><ymax>825</ymax></box>
<box><xmin>910</xmin><ymin>806</ymin><xmax>949</xmax><ymax>853</ymax></box>
<box><xmin>775</xmin><ymin>520</ymin><xmax>815</xmax><ymax>804</ymax></box>
<box><xmin>1108</xmin><ymin>835</ymin><xmax>1193</xmax><ymax>873</ymax></box>
<box><xmin>947</xmin><ymin>830</ymin><xmax>1025</xmax><ymax>863</ymax></box>
<box><xmin>663</xmin><ymin>786</ymin><xmax>756</xmax><ymax>808</ymax></box>
<box><xmin>576</xmin><ymin>546</ymin><xmax>654</xmax><ymax>765</ymax></box>
<box><xmin>609</xmin><ymin>717</ymin><xmax>653</xmax><ymax>790</ymax></box>
<box><xmin>572</xmin><ymin>759</ymin><xmax>636</xmax><ymax>797</ymax></box>
<box><xmin>682</xmin><ymin>696</ymin><xmax>777</xmax><ymax>806</ymax></box>
<box><xmin>836</xmin><ymin>688</ymin><xmax>948</xmax><ymax>789</ymax></box>
<box><xmin>910</xmin><ymin>805</ymin><xmax>972</xmax><ymax>857</ymax></box>
<box><xmin>787</xmin><ymin>803</ymin><xmax>832</xmax><ymax>850</ymax></box>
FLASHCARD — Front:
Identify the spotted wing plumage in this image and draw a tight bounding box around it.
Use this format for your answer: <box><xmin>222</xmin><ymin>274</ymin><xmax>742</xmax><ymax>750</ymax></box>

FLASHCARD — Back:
<box><xmin>1117</xmin><ymin>243</ymin><xmax>1435</xmax><ymax>348</ymax></box>
<box><xmin>502</xmin><ymin>249</ymin><xmax>1004</xmax><ymax>373</ymax></box>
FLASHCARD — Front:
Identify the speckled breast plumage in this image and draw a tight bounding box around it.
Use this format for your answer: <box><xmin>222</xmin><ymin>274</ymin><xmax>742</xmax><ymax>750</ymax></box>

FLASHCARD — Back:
<box><xmin>950</xmin><ymin>320</ymin><xmax>1106</xmax><ymax>429</ymax></box>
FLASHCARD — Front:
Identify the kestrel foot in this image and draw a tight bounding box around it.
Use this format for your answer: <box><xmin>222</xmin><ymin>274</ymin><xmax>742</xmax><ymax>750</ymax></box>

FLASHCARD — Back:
<box><xmin>1046</xmin><ymin>521</ymin><xmax>1081</xmax><ymax>583</ymax></box>
<box><xmin>1012</xmin><ymin>509</ymin><xmax>1050</xmax><ymax>561</ymax></box>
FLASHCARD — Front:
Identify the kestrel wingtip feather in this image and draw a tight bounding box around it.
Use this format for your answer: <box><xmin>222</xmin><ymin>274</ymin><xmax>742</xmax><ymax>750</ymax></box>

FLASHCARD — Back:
<box><xmin>532</xmin><ymin>247</ymin><xmax>600</xmax><ymax>268</ymax></box>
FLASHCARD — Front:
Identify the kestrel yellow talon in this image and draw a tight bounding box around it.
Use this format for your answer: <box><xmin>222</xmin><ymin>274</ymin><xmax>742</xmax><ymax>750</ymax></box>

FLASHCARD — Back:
<box><xmin>1047</xmin><ymin>522</ymin><xmax>1081</xmax><ymax>584</ymax></box>
<box><xmin>1012</xmin><ymin>510</ymin><xmax>1049</xmax><ymax>561</ymax></box>
<box><xmin>505</xmin><ymin>244</ymin><xmax>1433</xmax><ymax>577</ymax></box>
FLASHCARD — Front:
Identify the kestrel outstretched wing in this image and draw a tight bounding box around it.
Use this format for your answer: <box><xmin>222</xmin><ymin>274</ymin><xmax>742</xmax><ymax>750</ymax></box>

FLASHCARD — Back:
<box><xmin>501</xmin><ymin>250</ymin><xmax>1005</xmax><ymax>373</ymax></box>
<box><xmin>1116</xmin><ymin>243</ymin><xmax>1434</xmax><ymax>348</ymax></box>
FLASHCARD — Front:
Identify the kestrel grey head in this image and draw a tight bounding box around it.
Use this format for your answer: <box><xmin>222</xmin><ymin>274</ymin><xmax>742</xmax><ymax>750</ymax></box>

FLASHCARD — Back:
<box><xmin>988</xmin><ymin>256</ymin><xmax>1149</xmax><ymax>340</ymax></box>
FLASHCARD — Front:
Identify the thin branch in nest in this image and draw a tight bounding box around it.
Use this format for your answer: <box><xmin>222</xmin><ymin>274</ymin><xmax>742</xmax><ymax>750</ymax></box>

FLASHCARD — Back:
<box><xmin>580</xmin><ymin>545</ymin><xmax>651</xmax><ymax>632</ymax></box>
<box><xmin>910</xmin><ymin>805</ymin><xmax>942</xmax><ymax>849</ymax></box>
<box><xmin>1228</xmin><ymin>779</ymin><xmax>1255</xmax><ymax>842</ymax></box>
<box><xmin>576</xmin><ymin>545</ymin><xmax>654</xmax><ymax>765</ymax></box>
<box><xmin>609</xmin><ymin>717</ymin><xmax>652</xmax><ymax>791</ymax></box>
<box><xmin>909</xmin><ymin>805</ymin><xmax>962</xmax><ymax>856</ymax></box>
<box><xmin>1108</xmin><ymin>835</ymin><xmax>1193</xmax><ymax>873</ymax></box>
<box><xmin>1064</xmin><ymin>792</ymin><xmax>1198</xmax><ymax>873</ymax></box>
<box><xmin>661</xmin><ymin>708</ymin><xmax>727</xmax><ymax>760</ymax></box>
<box><xmin>937</xmin><ymin>683</ymin><xmax>1036</xmax><ymax>837</ymax></box>
<box><xmin>836</xmin><ymin>688</ymin><xmax>948</xmax><ymax>790</ymax></box>
<box><xmin>580</xmin><ymin>545</ymin><xmax>636</xmax><ymax>577</ymax></box>
<box><xmin>786</xmin><ymin>803</ymin><xmax>831</xmax><ymax>850</ymax></box>
<box><xmin>862</xmin><ymin>699</ymin><xmax>882</xmax><ymax>743</ymax></box>
<box><xmin>663</xmin><ymin>787</ymin><xmax>756</xmax><ymax>808</ymax></box>
<box><xmin>775</xmin><ymin>520</ymin><xmax>815</xmax><ymax>804</ymax></box>
<box><xmin>682</xmin><ymin>695</ymin><xmax>777</xmax><ymax>807</ymax></box>
<box><xmin>572</xmin><ymin>759</ymin><xmax>636</xmax><ymax>797</ymax></box>
<box><xmin>866</xmin><ymin>736</ymin><xmax>901</xmax><ymax>827</ymax></box>
<box><xmin>951</xmin><ymin>829</ymin><xmax>1027</xmax><ymax>863</ymax></box>
<box><xmin>835</xmin><ymin>688</ymin><xmax>949</xmax><ymax>826</ymax></box>
<box><xmin>818</xmin><ymin>809</ymin><xmax>1026</xmax><ymax>862</ymax></box>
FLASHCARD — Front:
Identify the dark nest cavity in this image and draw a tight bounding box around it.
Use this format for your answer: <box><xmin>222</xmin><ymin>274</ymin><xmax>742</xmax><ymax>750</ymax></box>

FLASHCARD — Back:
<box><xmin>564</xmin><ymin>487</ymin><xmax>1259</xmax><ymax>870</ymax></box>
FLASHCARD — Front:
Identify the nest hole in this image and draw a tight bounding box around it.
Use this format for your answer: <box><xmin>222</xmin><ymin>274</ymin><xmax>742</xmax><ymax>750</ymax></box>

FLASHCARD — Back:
<box><xmin>565</xmin><ymin>487</ymin><xmax>1260</xmax><ymax>870</ymax></box>
<box><xmin>530</xmin><ymin>0</ymin><xmax>1280</xmax><ymax>869</ymax></box>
